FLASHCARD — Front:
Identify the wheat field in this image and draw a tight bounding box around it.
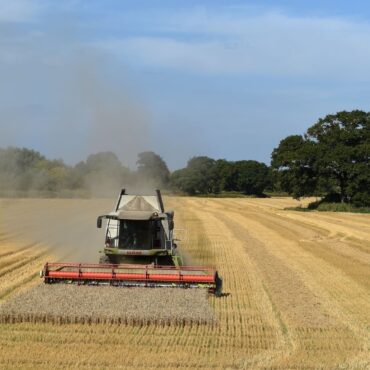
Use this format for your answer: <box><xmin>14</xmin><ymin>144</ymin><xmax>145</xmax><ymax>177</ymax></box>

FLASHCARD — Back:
<box><xmin>0</xmin><ymin>197</ymin><xmax>369</xmax><ymax>369</ymax></box>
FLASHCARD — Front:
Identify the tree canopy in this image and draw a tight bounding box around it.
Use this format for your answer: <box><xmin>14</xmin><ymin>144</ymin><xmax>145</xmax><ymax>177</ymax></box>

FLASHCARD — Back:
<box><xmin>234</xmin><ymin>160</ymin><xmax>271</xmax><ymax>195</ymax></box>
<box><xmin>271</xmin><ymin>110</ymin><xmax>370</xmax><ymax>206</ymax></box>
<box><xmin>136</xmin><ymin>151</ymin><xmax>170</xmax><ymax>187</ymax></box>
<box><xmin>171</xmin><ymin>156</ymin><xmax>219</xmax><ymax>195</ymax></box>
<box><xmin>171</xmin><ymin>156</ymin><xmax>270</xmax><ymax>196</ymax></box>
<box><xmin>0</xmin><ymin>147</ymin><xmax>70</xmax><ymax>193</ymax></box>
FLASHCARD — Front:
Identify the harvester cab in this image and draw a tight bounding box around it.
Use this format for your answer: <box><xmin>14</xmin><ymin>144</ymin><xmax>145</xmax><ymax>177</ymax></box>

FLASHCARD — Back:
<box><xmin>97</xmin><ymin>189</ymin><xmax>182</xmax><ymax>266</ymax></box>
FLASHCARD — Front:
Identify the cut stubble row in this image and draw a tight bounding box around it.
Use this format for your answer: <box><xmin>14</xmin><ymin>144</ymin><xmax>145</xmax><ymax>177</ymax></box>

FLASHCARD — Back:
<box><xmin>0</xmin><ymin>284</ymin><xmax>216</xmax><ymax>326</ymax></box>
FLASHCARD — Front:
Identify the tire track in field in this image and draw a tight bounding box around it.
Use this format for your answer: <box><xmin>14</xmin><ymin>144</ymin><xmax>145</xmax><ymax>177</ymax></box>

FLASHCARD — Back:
<box><xmin>232</xmin><ymin>201</ymin><xmax>370</xmax><ymax>287</ymax></box>
<box><xmin>189</xmin><ymin>200</ymin><xmax>336</xmax><ymax>326</ymax></box>
<box><xmin>218</xmin><ymin>199</ymin><xmax>370</xmax><ymax>324</ymax></box>
<box><xmin>0</xmin><ymin>248</ymin><xmax>47</xmax><ymax>279</ymax></box>
<box><xmin>213</xmin><ymin>199</ymin><xmax>370</xmax><ymax>287</ymax></box>
<box><xmin>225</xmin><ymin>200</ymin><xmax>369</xmax><ymax>365</ymax></box>
<box><xmin>0</xmin><ymin>242</ymin><xmax>38</xmax><ymax>259</ymax></box>
<box><xmin>190</xmin><ymin>198</ymin><xmax>368</xmax><ymax>368</ymax></box>
<box><xmin>183</xmin><ymin>198</ymin><xmax>294</xmax><ymax>367</ymax></box>
<box><xmin>225</xmin><ymin>197</ymin><xmax>370</xmax><ymax>245</ymax></box>
<box><xmin>0</xmin><ymin>250</ymin><xmax>50</xmax><ymax>300</ymax></box>
<box><xmin>0</xmin><ymin>243</ymin><xmax>44</xmax><ymax>270</ymax></box>
<box><xmin>277</xmin><ymin>210</ymin><xmax>370</xmax><ymax>243</ymax></box>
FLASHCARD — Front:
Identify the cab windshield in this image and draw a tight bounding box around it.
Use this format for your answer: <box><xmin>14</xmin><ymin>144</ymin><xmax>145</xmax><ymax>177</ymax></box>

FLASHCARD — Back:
<box><xmin>118</xmin><ymin>220</ymin><xmax>152</xmax><ymax>250</ymax></box>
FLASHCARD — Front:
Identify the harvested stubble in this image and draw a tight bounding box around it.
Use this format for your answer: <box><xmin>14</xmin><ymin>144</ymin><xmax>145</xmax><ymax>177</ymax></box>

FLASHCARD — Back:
<box><xmin>0</xmin><ymin>284</ymin><xmax>215</xmax><ymax>325</ymax></box>
<box><xmin>2</xmin><ymin>198</ymin><xmax>369</xmax><ymax>369</ymax></box>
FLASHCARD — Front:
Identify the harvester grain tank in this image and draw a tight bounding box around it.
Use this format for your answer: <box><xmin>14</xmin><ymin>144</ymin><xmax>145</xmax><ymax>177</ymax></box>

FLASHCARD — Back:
<box><xmin>41</xmin><ymin>190</ymin><xmax>222</xmax><ymax>296</ymax></box>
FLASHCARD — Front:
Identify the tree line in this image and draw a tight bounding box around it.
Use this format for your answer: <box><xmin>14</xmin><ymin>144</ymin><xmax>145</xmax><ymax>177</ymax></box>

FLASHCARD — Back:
<box><xmin>0</xmin><ymin>147</ymin><xmax>271</xmax><ymax>197</ymax></box>
<box><xmin>171</xmin><ymin>157</ymin><xmax>271</xmax><ymax>195</ymax></box>
<box><xmin>0</xmin><ymin>110</ymin><xmax>368</xmax><ymax>206</ymax></box>
<box><xmin>0</xmin><ymin>149</ymin><xmax>170</xmax><ymax>197</ymax></box>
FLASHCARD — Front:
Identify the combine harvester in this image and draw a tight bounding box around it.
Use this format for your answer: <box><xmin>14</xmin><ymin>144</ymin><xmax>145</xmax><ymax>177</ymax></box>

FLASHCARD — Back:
<box><xmin>41</xmin><ymin>190</ymin><xmax>222</xmax><ymax>296</ymax></box>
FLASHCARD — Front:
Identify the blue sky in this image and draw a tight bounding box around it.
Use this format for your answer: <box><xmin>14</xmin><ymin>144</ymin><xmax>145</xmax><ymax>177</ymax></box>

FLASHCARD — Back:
<box><xmin>0</xmin><ymin>1</ymin><xmax>370</xmax><ymax>169</ymax></box>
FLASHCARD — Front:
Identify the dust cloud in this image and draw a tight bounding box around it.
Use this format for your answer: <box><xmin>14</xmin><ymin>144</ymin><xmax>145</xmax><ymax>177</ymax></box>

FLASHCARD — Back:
<box><xmin>0</xmin><ymin>196</ymin><xmax>183</xmax><ymax>264</ymax></box>
<box><xmin>65</xmin><ymin>48</ymin><xmax>153</xmax><ymax>168</ymax></box>
<box><xmin>0</xmin><ymin>198</ymin><xmax>113</xmax><ymax>262</ymax></box>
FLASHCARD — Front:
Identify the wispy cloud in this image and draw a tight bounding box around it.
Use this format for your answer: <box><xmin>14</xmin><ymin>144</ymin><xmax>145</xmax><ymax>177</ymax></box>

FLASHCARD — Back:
<box><xmin>0</xmin><ymin>0</ymin><xmax>47</xmax><ymax>23</ymax></box>
<box><xmin>96</xmin><ymin>10</ymin><xmax>370</xmax><ymax>80</ymax></box>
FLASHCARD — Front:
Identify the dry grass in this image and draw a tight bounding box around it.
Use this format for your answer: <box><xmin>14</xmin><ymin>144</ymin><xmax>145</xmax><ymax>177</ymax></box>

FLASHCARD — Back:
<box><xmin>0</xmin><ymin>197</ymin><xmax>369</xmax><ymax>369</ymax></box>
<box><xmin>0</xmin><ymin>284</ymin><xmax>215</xmax><ymax>325</ymax></box>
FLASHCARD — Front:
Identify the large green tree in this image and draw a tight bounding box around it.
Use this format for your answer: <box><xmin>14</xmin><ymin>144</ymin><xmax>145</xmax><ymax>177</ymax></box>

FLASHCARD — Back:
<box><xmin>271</xmin><ymin>135</ymin><xmax>317</xmax><ymax>198</ymax></box>
<box><xmin>271</xmin><ymin>110</ymin><xmax>370</xmax><ymax>206</ymax></box>
<box><xmin>215</xmin><ymin>159</ymin><xmax>238</xmax><ymax>191</ymax></box>
<box><xmin>171</xmin><ymin>156</ymin><xmax>219</xmax><ymax>195</ymax></box>
<box><xmin>0</xmin><ymin>147</ymin><xmax>69</xmax><ymax>193</ymax></box>
<box><xmin>76</xmin><ymin>151</ymin><xmax>130</xmax><ymax>196</ymax></box>
<box><xmin>234</xmin><ymin>160</ymin><xmax>271</xmax><ymax>195</ymax></box>
<box><xmin>136</xmin><ymin>151</ymin><xmax>170</xmax><ymax>188</ymax></box>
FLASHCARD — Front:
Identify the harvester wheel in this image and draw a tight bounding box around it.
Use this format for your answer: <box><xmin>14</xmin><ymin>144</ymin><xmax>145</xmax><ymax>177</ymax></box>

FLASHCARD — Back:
<box><xmin>215</xmin><ymin>272</ymin><xmax>223</xmax><ymax>297</ymax></box>
<box><xmin>99</xmin><ymin>255</ymin><xmax>112</xmax><ymax>264</ymax></box>
<box><xmin>157</xmin><ymin>255</ymin><xmax>175</xmax><ymax>266</ymax></box>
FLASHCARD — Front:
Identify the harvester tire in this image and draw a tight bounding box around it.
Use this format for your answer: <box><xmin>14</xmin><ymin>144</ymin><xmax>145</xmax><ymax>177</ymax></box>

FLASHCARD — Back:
<box><xmin>99</xmin><ymin>255</ymin><xmax>111</xmax><ymax>264</ymax></box>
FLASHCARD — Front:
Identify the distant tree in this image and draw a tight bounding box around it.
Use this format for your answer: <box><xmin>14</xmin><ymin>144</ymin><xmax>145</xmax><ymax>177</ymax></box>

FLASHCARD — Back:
<box><xmin>170</xmin><ymin>168</ymin><xmax>198</xmax><ymax>195</ymax></box>
<box><xmin>187</xmin><ymin>156</ymin><xmax>219</xmax><ymax>193</ymax></box>
<box><xmin>0</xmin><ymin>147</ymin><xmax>79</xmax><ymax>194</ymax></box>
<box><xmin>137</xmin><ymin>151</ymin><xmax>170</xmax><ymax>188</ymax></box>
<box><xmin>234</xmin><ymin>160</ymin><xmax>271</xmax><ymax>195</ymax></box>
<box><xmin>33</xmin><ymin>159</ymin><xmax>69</xmax><ymax>192</ymax></box>
<box><xmin>82</xmin><ymin>151</ymin><xmax>130</xmax><ymax>195</ymax></box>
<box><xmin>271</xmin><ymin>110</ymin><xmax>370</xmax><ymax>206</ymax></box>
<box><xmin>171</xmin><ymin>156</ymin><xmax>218</xmax><ymax>194</ymax></box>
<box><xmin>0</xmin><ymin>147</ymin><xmax>46</xmax><ymax>191</ymax></box>
<box><xmin>0</xmin><ymin>147</ymin><xmax>168</xmax><ymax>197</ymax></box>
<box><xmin>85</xmin><ymin>152</ymin><xmax>123</xmax><ymax>174</ymax></box>
<box><xmin>306</xmin><ymin>110</ymin><xmax>370</xmax><ymax>204</ymax></box>
<box><xmin>67</xmin><ymin>161</ymin><xmax>88</xmax><ymax>190</ymax></box>
<box><xmin>271</xmin><ymin>135</ymin><xmax>318</xmax><ymax>198</ymax></box>
<box><xmin>215</xmin><ymin>159</ymin><xmax>238</xmax><ymax>191</ymax></box>
<box><xmin>0</xmin><ymin>147</ymin><xmax>44</xmax><ymax>171</ymax></box>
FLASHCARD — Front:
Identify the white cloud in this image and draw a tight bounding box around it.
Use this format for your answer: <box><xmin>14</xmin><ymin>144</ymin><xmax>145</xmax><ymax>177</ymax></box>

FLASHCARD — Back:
<box><xmin>0</xmin><ymin>0</ymin><xmax>46</xmax><ymax>23</ymax></box>
<box><xmin>96</xmin><ymin>10</ymin><xmax>370</xmax><ymax>80</ymax></box>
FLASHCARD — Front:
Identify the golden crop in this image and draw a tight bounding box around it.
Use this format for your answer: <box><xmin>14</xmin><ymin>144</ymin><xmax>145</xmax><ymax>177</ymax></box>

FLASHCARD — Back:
<box><xmin>0</xmin><ymin>197</ymin><xmax>369</xmax><ymax>369</ymax></box>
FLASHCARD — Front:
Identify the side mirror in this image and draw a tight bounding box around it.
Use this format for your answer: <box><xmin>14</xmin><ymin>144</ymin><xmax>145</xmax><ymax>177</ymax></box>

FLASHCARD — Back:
<box><xmin>97</xmin><ymin>217</ymin><xmax>103</xmax><ymax>229</ymax></box>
